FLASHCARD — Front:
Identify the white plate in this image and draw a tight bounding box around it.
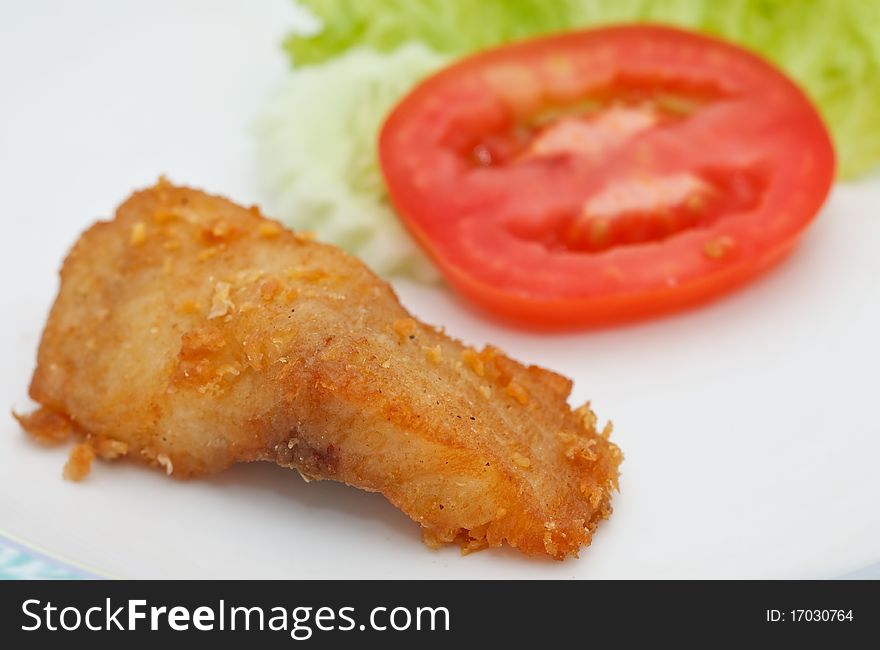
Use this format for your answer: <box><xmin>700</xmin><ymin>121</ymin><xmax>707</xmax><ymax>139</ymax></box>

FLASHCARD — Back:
<box><xmin>1</xmin><ymin>0</ymin><xmax>879</xmax><ymax>579</ymax></box>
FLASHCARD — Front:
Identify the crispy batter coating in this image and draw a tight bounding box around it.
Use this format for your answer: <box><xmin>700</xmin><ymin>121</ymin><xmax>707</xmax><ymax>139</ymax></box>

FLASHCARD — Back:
<box><xmin>22</xmin><ymin>180</ymin><xmax>622</xmax><ymax>559</ymax></box>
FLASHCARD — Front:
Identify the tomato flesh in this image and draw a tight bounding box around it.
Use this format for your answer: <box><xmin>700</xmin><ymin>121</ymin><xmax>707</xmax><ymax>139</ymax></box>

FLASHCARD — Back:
<box><xmin>379</xmin><ymin>26</ymin><xmax>835</xmax><ymax>327</ymax></box>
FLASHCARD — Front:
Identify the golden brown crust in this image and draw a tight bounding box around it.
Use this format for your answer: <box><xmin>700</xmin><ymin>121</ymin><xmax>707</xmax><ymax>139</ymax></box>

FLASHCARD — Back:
<box><xmin>23</xmin><ymin>179</ymin><xmax>622</xmax><ymax>559</ymax></box>
<box><xmin>14</xmin><ymin>407</ymin><xmax>74</xmax><ymax>445</ymax></box>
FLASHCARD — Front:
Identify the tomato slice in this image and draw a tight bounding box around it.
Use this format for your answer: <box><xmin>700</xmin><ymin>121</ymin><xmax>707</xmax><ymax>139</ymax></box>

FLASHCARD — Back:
<box><xmin>379</xmin><ymin>25</ymin><xmax>835</xmax><ymax>327</ymax></box>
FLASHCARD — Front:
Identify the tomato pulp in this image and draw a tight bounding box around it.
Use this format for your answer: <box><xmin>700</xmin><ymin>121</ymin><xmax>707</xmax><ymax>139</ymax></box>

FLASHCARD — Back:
<box><xmin>379</xmin><ymin>25</ymin><xmax>835</xmax><ymax>327</ymax></box>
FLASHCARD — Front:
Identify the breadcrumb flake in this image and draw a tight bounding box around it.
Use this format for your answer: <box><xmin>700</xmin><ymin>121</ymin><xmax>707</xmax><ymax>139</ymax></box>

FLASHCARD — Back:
<box><xmin>208</xmin><ymin>280</ymin><xmax>234</xmax><ymax>319</ymax></box>
<box><xmin>703</xmin><ymin>235</ymin><xmax>735</xmax><ymax>260</ymax></box>
<box><xmin>93</xmin><ymin>438</ymin><xmax>129</xmax><ymax>460</ymax></box>
<box><xmin>426</xmin><ymin>344</ymin><xmax>442</xmax><ymax>364</ymax></box>
<box><xmin>393</xmin><ymin>317</ymin><xmax>418</xmax><ymax>341</ymax></box>
<box><xmin>130</xmin><ymin>221</ymin><xmax>147</xmax><ymax>246</ymax></box>
<box><xmin>505</xmin><ymin>380</ymin><xmax>529</xmax><ymax>405</ymax></box>
<box><xmin>156</xmin><ymin>453</ymin><xmax>174</xmax><ymax>476</ymax></box>
<box><xmin>14</xmin><ymin>408</ymin><xmax>72</xmax><ymax>445</ymax></box>
<box><xmin>63</xmin><ymin>444</ymin><xmax>95</xmax><ymax>481</ymax></box>
<box><xmin>258</xmin><ymin>222</ymin><xmax>282</xmax><ymax>238</ymax></box>
<box><xmin>461</xmin><ymin>348</ymin><xmax>485</xmax><ymax>376</ymax></box>
<box><xmin>512</xmin><ymin>451</ymin><xmax>532</xmax><ymax>468</ymax></box>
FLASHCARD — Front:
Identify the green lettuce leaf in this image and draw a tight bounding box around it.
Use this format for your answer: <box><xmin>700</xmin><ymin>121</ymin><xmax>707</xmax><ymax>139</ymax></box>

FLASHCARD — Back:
<box><xmin>285</xmin><ymin>0</ymin><xmax>880</xmax><ymax>178</ymax></box>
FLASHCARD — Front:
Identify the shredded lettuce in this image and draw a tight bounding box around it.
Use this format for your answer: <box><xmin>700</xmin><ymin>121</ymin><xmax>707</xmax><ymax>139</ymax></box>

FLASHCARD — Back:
<box><xmin>259</xmin><ymin>0</ymin><xmax>880</xmax><ymax>280</ymax></box>
<box><xmin>255</xmin><ymin>43</ymin><xmax>449</xmax><ymax>281</ymax></box>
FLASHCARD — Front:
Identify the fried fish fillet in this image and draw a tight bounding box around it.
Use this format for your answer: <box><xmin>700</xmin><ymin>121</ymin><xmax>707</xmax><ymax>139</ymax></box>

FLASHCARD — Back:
<box><xmin>19</xmin><ymin>180</ymin><xmax>622</xmax><ymax>559</ymax></box>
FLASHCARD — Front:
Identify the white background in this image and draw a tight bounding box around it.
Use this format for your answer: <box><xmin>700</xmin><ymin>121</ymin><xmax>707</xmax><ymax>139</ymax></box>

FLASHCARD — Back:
<box><xmin>1</xmin><ymin>0</ymin><xmax>878</xmax><ymax>578</ymax></box>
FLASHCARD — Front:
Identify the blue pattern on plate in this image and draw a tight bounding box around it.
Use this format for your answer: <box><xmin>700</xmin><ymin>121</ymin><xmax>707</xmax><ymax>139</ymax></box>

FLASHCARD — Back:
<box><xmin>0</xmin><ymin>536</ymin><xmax>92</xmax><ymax>580</ymax></box>
<box><xmin>0</xmin><ymin>533</ymin><xmax>876</xmax><ymax>579</ymax></box>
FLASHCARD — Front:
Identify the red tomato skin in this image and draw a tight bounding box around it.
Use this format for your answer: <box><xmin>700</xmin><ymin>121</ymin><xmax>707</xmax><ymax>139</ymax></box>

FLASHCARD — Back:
<box><xmin>437</xmin><ymin>233</ymin><xmax>802</xmax><ymax>329</ymax></box>
<box><xmin>379</xmin><ymin>25</ymin><xmax>836</xmax><ymax>328</ymax></box>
